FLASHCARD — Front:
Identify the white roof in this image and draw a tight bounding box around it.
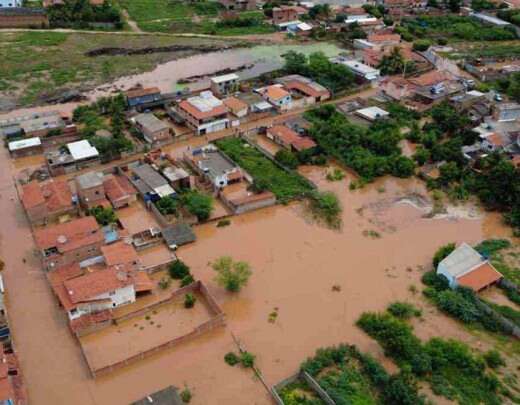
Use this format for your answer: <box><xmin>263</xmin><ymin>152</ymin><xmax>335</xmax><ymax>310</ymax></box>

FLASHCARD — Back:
<box><xmin>333</xmin><ymin>58</ymin><xmax>380</xmax><ymax>76</ymax></box>
<box><xmin>211</xmin><ymin>74</ymin><xmax>239</xmax><ymax>84</ymax></box>
<box><xmin>276</xmin><ymin>20</ymin><xmax>301</xmax><ymax>28</ymax></box>
<box><xmin>297</xmin><ymin>22</ymin><xmax>312</xmax><ymax>31</ymax></box>
<box><xmin>356</xmin><ymin>107</ymin><xmax>389</xmax><ymax>120</ymax></box>
<box><xmin>8</xmin><ymin>137</ymin><xmax>41</xmax><ymax>151</ymax></box>
<box><xmin>187</xmin><ymin>91</ymin><xmax>223</xmax><ymax>113</ymax></box>
<box><xmin>345</xmin><ymin>16</ymin><xmax>377</xmax><ymax>24</ymax></box>
<box><xmin>470</xmin><ymin>12</ymin><xmax>510</xmax><ymax>26</ymax></box>
<box><xmin>467</xmin><ymin>90</ymin><xmax>485</xmax><ymax>97</ymax></box>
<box><xmin>438</xmin><ymin>243</ymin><xmax>484</xmax><ymax>277</ymax></box>
<box><xmin>67</xmin><ymin>140</ymin><xmax>99</xmax><ymax>161</ymax></box>
<box><xmin>255</xmin><ymin>101</ymin><xmax>274</xmax><ymax>111</ymax></box>
<box><xmin>154</xmin><ymin>184</ymin><xmax>176</xmax><ymax>198</ymax></box>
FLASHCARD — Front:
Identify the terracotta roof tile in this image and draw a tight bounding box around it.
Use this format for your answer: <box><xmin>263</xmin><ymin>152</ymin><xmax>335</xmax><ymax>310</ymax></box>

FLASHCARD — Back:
<box><xmin>21</xmin><ymin>179</ymin><xmax>73</xmax><ymax>212</ymax></box>
<box><xmin>34</xmin><ymin>216</ymin><xmax>103</xmax><ymax>253</ymax></box>
<box><xmin>368</xmin><ymin>33</ymin><xmax>401</xmax><ymax>43</ymax></box>
<box><xmin>265</xmin><ymin>85</ymin><xmax>290</xmax><ymax>101</ymax></box>
<box><xmin>125</xmin><ymin>87</ymin><xmax>160</xmax><ymax>99</ymax></box>
<box><xmin>178</xmin><ymin>99</ymin><xmax>228</xmax><ymax>121</ymax></box>
<box><xmin>223</xmin><ymin>97</ymin><xmax>248</xmax><ymax>113</ymax></box>
<box><xmin>286</xmin><ymin>80</ymin><xmax>329</xmax><ymax>98</ymax></box>
<box><xmin>409</xmin><ymin>70</ymin><xmax>451</xmax><ymax>87</ymax></box>
<box><xmin>103</xmin><ymin>174</ymin><xmax>136</xmax><ymax>205</ymax></box>
<box><xmin>456</xmin><ymin>262</ymin><xmax>503</xmax><ymax>291</ymax></box>
<box><xmin>101</xmin><ymin>241</ymin><xmax>140</xmax><ymax>268</ymax></box>
<box><xmin>268</xmin><ymin>125</ymin><xmax>316</xmax><ymax>151</ymax></box>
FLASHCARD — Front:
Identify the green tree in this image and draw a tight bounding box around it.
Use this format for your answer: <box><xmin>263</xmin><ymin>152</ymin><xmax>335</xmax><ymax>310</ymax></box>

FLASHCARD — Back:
<box><xmin>212</xmin><ymin>256</ymin><xmax>252</xmax><ymax>292</ymax></box>
<box><xmin>169</xmin><ymin>260</ymin><xmax>191</xmax><ymax>279</ymax></box>
<box><xmin>433</xmin><ymin>243</ymin><xmax>455</xmax><ymax>268</ymax></box>
<box><xmin>181</xmin><ymin>191</ymin><xmax>213</xmax><ymax>222</ymax></box>
<box><xmin>275</xmin><ymin>149</ymin><xmax>299</xmax><ymax>170</ymax></box>
<box><xmin>89</xmin><ymin>206</ymin><xmax>117</xmax><ymax>226</ymax></box>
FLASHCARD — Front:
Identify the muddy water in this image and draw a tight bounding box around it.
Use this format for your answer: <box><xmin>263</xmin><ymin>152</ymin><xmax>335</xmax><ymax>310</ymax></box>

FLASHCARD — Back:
<box><xmin>0</xmin><ymin>146</ymin><xmax>514</xmax><ymax>405</ymax></box>
<box><xmin>87</xmin><ymin>43</ymin><xmax>345</xmax><ymax>97</ymax></box>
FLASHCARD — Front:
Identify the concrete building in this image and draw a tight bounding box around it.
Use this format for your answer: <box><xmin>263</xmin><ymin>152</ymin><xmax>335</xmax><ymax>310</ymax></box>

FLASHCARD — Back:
<box><xmin>272</xmin><ymin>5</ymin><xmax>305</xmax><ymax>23</ymax></box>
<box><xmin>103</xmin><ymin>174</ymin><xmax>137</xmax><ymax>209</ymax></box>
<box><xmin>133</xmin><ymin>113</ymin><xmax>170</xmax><ymax>144</ymax></box>
<box><xmin>218</xmin><ymin>0</ymin><xmax>255</xmax><ymax>11</ymax></box>
<box><xmin>223</xmin><ymin>96</ymin><xmax>249</xmax><ymax>119</ymax></box>
<box><xmin>21</xmin><ymin>179</ymin><xmax>76</xmax><ymax>225</ymax></box>
<box><xmin>437</xmin><ymin>243</ymin><xmax>503</xmax><ymax>292</ymax></box>
<box><xmin>210</xmin><ymin>74</ymin><xmax>240</xmax><ymax>96</ymax></box>
<box><xmin>355</xmin><ymin>106</ymin><xmax>390</xmax><ymax>122</ymax></box>
<box><xmin>8</xmin><ymin>137</ymin><xmax>42</xmax><ymax>158</ymax></box>
<box><xmin>125</xmin><ymin>87</ymin><xmax>161</xmax><ymax>109</ymax></box>
<box><xmin>184</xmin><ymin>145</ymin><xmax>242</xmax><ymax>189</ymax></box>
<box><xmin>46</xmin><ymin>140</ymin><xmax>100</xmax><ymax>176</ymax></box>
<box><xmin>266</xmin><ymin>125</ymin><xmax>316</xmax><ymax>152</ymax></box>
<box><xmin>494</xmin><ymin>103</ymin><xmax>520</xmax><ymax>122</ymax></box>
<box><xmin>259</xmin><ymin>85</ymin><xmax>292</xmax><ymax>110</ymax></box>
<box><xmin>34</xmin><ymin>216</ymin><xmax>105</xmax><ymax>270</ymax></box>
<box><xmin>275</xmin><ymin>75</ymin><xmax>330</xmax><ymax>103</ymax></box>
<box><xmin>176</xmin><ymin>91</ymin><xmax>229</xmax><ymax>135</ymax></box>
<box><xmin>75</xmin><ymin>172</ymin><xmax>106</xmax><ymax>209</ymax></box>
<box><xmin>131</xmin><ymin>164</ymin><xmax>176</xmax><ymax>200</ymax></box>
<box><xmin>331</xmin><ymin>57</ymin><xmax>380</xmax><ymax>81</ymax></box>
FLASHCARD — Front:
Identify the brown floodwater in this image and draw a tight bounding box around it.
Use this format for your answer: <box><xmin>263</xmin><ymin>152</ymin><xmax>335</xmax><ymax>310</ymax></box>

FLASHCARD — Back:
<box><xmin>0</xmin><ymin>139</ymin><xmax>514</xmax><ymax>404</ymax></box>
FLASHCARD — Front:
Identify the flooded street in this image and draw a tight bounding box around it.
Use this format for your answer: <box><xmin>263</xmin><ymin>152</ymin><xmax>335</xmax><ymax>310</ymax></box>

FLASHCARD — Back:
<box><xmin>0</xmin><ymin>143</ymin><xmax>513</xmax><ymax>404</ymax></box>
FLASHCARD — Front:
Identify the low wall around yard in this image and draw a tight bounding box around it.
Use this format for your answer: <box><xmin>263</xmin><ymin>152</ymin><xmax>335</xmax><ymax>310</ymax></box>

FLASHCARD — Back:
<box><xmin>84</xmin><ymin>281</ymin><xmax>226</xmax><ymax>378</ymax></box>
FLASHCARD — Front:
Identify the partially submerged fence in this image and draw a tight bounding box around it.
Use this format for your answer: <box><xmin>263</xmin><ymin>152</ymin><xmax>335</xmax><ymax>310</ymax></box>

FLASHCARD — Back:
<box><xmin>272</xmin><ymin>370</ymin><xmax>335</xmax><ymax>405</ymax></box>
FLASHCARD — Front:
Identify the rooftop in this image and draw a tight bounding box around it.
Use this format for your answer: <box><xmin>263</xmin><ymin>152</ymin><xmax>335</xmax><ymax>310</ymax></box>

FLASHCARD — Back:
<box><xmin>210</xmin><ymin>73</ymin><xmax>239</xmax><ymax>84</ymax></box>
<box><xmin>193</xmin><ymin>147</ymin><xmax>237</xmax><ymax>180</ymax></box>
<box><xmin>125</xmin><ymin>87</ymin><xmax>160</xmax><ymax>99</ymax></box>
<box><xmin>76</xmin><ymin>171</ymin><xmax>103</xmax><ymax>190</ymax></box>
<box><xmin>21</xmin><ymin>179</ymin><xmax>73</xmax><ymax>212</ymax></box>
<box><xmin>67</xmin><ymin>140</ymin><xmax>99</xmax><ymax>161</ymax></box>
<box><xmin>34</xmin><ymin>216</ymin><xmax>103</xmax><ymax>253</ymax></box>
<box><xmin>8</xmin><ymin>137</ymin><xmax>41</xmax><ymax>151</ymax></box>
<box><xmin>456</xmin><ymin>262</ymin><xmax>503</xmax><ymax>291</ymax></box>
<box><xmin>223</xmin><ymin>96</ymin><xmax>248</xmax><ymax>113</ymax></box>
<box><xmin>101</xmin><ymin>241</ymin><xmax>140</xmax><ymax>268</ymax></box>
<box><xmin>103</xmin><ymin>174</ymin><xmax>136</xmax><ymax>203</ymax></box>
<box><xmin>131</xmin><ymin>386</ymin><xmax>184</xmax><ymax>405</ymax></box>
<box><xmin>19</xmin><ymin>113</ymin><xmax>64</xmax><ymax>134</ymax></box>
<box><xmin>161</xmin><ymin>223</ymin><xmax>196</xmax><ymax>248</ymax></box>
<box><xmin>134</xmin><ymin>113</ymin><xmax>168</xmax><ymax>133</ymax></box>
<box><xmin>438</xmin><ymin>242</ymin><xmax>484</xmax><ymax>278</ymax></box>
<box><xmin>132</xmin><ymin>164</ymin><xmax>169</xmax><ymax>190</ymax></box>
<box><xmin>268</xmin><ymin>125</ymin><xmax>316</xmax><ymax>151</ymax></box>
<box><xmin>178</xmin><ymin>91</ymin><xmax>227</xmax><ymax>121</ymax></box>
<box><xmin>264</xmin><ymin>85</ymin><xmax>290</xmax><ymax>101</ymax></box>
<box><xmin>355</xmin><ymin>106</ymin><xmax>390</xmax><ymax>121</ymax></box>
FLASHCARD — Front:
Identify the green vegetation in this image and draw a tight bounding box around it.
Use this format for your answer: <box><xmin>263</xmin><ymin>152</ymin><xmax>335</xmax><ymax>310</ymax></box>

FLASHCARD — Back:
<box><xmin>326</xmin><ymin>168</ymin><xmax>345</xmax><ymax>182</ymax></box>
<box><xmin>278</xmin><ymin>379</ymin><xmax>325</xmax><ymax>405</ymax></box>
<box><xmin>357</xmin><ymin>311</ymin><xmax>503</xmax><ymax>404</ymax></box>
<box><xmin>432</xmin><ymin>242</ymin><xmax>455</xmax><ymax>268</ymax></box>
<box><xmin>305</xmin><ymin>105</ymin><xmax>415</xmax><ymax>182</ymax></box>
<box><xmin>307</xmin><ymin>191</ymin><xmax>342</xmax><ymax>229</ymax></box>
<box><xmin>298</xmin><ymin>344</ymin><xmax>424</xmax><ymax>404</ymax></box>
<box><xmin>47</xmin><ymin>0</ymin><xmax>123</xmax><ymax>29</ymax></box>
<box><xmin>73</xmin><ymin>94</ymin><xmax>134</xmax><ymax>160</ymax></box>
<box><xmin>180</xmin><ymin>273</ymin><xmax>195</xmax><ymax>287</ymax></box>
<box><xmin>283</xmin><ymin>51</ymin><xmax>354</xmax><ymax>94</ymax></box>
<box><xmin>168</xmin><ymin>259</ymin><xmax>191</xmax><ymax>280</ymax></box>
<box><xmin>0</xmin><ymin>31</ymin><xmax>236</xmax><ymax>106</ymax></box>
<box><xmin>180</xmin><ymin>191</ymin><xmax>213</xmax><ymax>222</ymax></box>
<box><xmin>399</xmin><ymin>15</ymin><xmax>517</xmax><ymax>41</ymax></box>
<box><xmin>89</xmin><ymin>205</ymin><xmax>117</xmax><ymax>226</ymax></box>
<box><xmin>156</xmin><ymin>196</ymin><xmax>178</xmax><ymax>216</ymax></box>
<box><xmin>212</xmin><ymin>256</ymin><xmax>252</xmax><ymax>293</ymax></box>
<box><xmin>180</xmin><ymin>386</ymin><xmax>192</xmax><ymax>403</ymax></box>
<box><xmin>184</xmin><ymin>293</ymin><xmax>196</xmax><ymax>308</ymax></box>
<box><xmin>387</xmin><ymin>302</ymin><xmax>422</xmax><ymax>319</ymax></box>
<box><xmin>216</xmin><ymin>219</ymin><xmax>231</xmax><ymax>227</ymax></box>
<box><xmin>224</xmin><ymin>352</ymin><xmax>240</xmax><ymax>366</ymax></box>
<box><xmin>483</xmin><ymin>350</ymin><xmax>506</xmax><ymax>369</ymax></box>
<box><xmin>275</xmin><ymin>149</ymin><xmax>300</xmax><ymax>170</ymax></box>
<box><xmin>239</xmin><ymin>351</ymin><xmax>256</xmax><ymax>368</ymax></box>
<box><xmin>377</xmin><ymin>47</ymin><xmax>416</xmax><ymax>76</ymax></box>
<box><xmin>216</xmin><ymin>138</ymin><xmax>313</xmax><ymax>202</ymax></box>
<box><xmin>495</xmin><ymin>71</ymin><xmax>520</xmax><ymax>103</ymax></box>
<box><xmin>498</xmin><ymin>8</ymin><xmax>520</xmax><ymax>27</ymax></box>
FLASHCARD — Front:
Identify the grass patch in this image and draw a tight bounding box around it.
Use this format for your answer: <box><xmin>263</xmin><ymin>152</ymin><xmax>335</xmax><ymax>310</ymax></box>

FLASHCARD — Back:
<box><xmin>215</xmin><ymin>137</ymin><xmax>313</xmax><ymax>202</ymax></box>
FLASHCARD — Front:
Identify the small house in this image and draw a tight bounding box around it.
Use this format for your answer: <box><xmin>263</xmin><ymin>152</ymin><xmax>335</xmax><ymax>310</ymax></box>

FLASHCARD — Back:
<box><xmin>75</xmin><ymin>171</ymin><xmax>106</xmax><ymax>209</ymax></box>
<box><xmin>259</xmin><ymin>85</ymin><xmax>292</xmax><ymax>110</ymax></box>
<box><xmin>210</xmin><ymin>74</ymin><xmax>240</xmax><ymax>96</ymax></box>
<box><xmin>8</xmin><ymin>137</ymin><xmax>42</xmax><ymax>158</ymax></box>
<box><xmin>125</xmin><ymin>87</ymin><xmax>161</xmax><ymax>109</ymax></box>
<box><xmin>133</xmin><ymin>113</ymin><xmax>170</xmax><ymax>144</ymax></box>
<box><xmin>437</xmin><ymin>243</ymin><xmax>503</xmax><ymax>292</ymax></box>
<box><xmin>103</xmin><ymin>174</ymin><xmax>137</xmax><ymax>209</ymax></box>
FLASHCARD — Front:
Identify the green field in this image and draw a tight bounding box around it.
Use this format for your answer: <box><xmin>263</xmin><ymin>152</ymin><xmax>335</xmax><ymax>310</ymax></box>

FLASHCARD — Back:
<box><xmin>0</xmin><ymin>31</ymin><xmax>237</xmax><ymax>108</ymax></box>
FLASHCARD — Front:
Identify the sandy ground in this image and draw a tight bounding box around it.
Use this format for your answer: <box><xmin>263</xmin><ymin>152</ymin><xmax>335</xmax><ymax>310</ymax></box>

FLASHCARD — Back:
<box><xmin>0</xmin><ymin>127</ymin><xmax>517</xmax><ymax>403</ymax></box>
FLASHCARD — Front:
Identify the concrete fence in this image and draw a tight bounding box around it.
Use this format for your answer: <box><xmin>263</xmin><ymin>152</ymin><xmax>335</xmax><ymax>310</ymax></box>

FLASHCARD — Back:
<box><xmin>475</xmin><ymin>296</ymin><xmax>520</xmax><ymax>338</ymax></box>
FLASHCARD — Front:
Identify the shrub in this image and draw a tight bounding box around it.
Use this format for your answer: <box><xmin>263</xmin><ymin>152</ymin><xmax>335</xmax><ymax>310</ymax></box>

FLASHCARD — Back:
<box><xmin>180</xmin><ymin>387</ymin><xmax>192</xmax><ymax>403</ymax></box>
<box><xmin>216</xmin><ymin>219</ymin><xmax>231</xmax><ymax>227</ymax></box>
<box><xmin>326</xmin><ymin>168</ymin><xmax>345</xmax><ymax>182</ymax></box>
<box><xmin>387</xmin><ymin>302</ymin><xmax>422</xmax><ymax>319</ymax></box>
<box><xmin>275</xmin><ymin>149</ymin><xmax>299</xmax><ymax>170</ymax></box>
<box><xmin>88</xmin><ymin>205</ymin><xmax>117</xmax><ymax>226</ymax></box>
<box><xmin>421</xmin><ymin>270</ymin><xmax>449</xmax><ymax>291</ymax></box>
<box><xmin>169</xmin><ymin>260</ymin><xmax>191</xmax><ymax>279</ymax></box>
<box><xmin>437</xmin><ymin>37</ymin><xmax>448</xmax><ymax>45</ymax></box>
<box><xmin>483</xmin><ymin>349</ymin><xmax>505</xmax><ymax>369</ymax></box>
<box><xmin>432</xmin><ymin>242</ymin><xmax>456</xmax><ymax>268</ymax></box>
<box><xmin>181</xmin><ymin>191</ymin><xmax>213</xmax><ymax>222</ymax></box>
<box><xmin>158</xmin><ymin>277</ymin><xmax>171</xmax><ymax>290</ymax></box>
<box><xmin>156</xmin><ymin>196</ymin><xmax>178</xmax><ymax>216</ymax></box>
<box><xmin>224</xmin><ymin>352</ymin><xmax>240</xmax><ymax>366</ymax></box>
<box><xmin>474</xmin><ymin>239</ymin><xmax>511</xmax><ymax>256</ymax></box>
<box><xmin>184</xmin><ymin>293</ymin><xmax>196</xmax><ymax>308</ymax></box>
<box><xmin>413</xmin><ymin>39</ymin><xmax>431</xmax><ymax>51</ymax></box>
<box><xmin>383</xmin><ymin>370</ymin><xmax>425</xmax><ymax>405</ymax></box>
<box><xmin>180</xmin><ymin>274</ymin><xmax>195</xmax><ymax>287</ymax></box>
<box><xmin>308</xmin><ymin>191</ymin><xmax>342</xmax><ymax>229</ymax></box>
<box><xmin>240</xmin><ymin>351</ymin><xmax>255</xmax><ymax>368</ymax></box>
<box><xmin>434</xmin><ymin>289</ymin><xmax>480</xmax><ymax>323</ymax></box>
<box><xmin>212</xmin><ymin>256</ymin><xmax>252</xmax><ymax>292</ymax></box>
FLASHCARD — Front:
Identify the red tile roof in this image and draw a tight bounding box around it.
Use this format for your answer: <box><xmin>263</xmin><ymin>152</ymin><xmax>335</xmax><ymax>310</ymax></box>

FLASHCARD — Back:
<box><xmin>47</xmin><ymin>262</ymin><xmax>83</xmax><ymax>287</ymax></box>
<box><xmin>486</xmin><ymin>133</ymin><xmax>506</xmax><ymax>147</ymax></box>
<box><xmin>125</xmin><ymin>87</ymin><xmax>160</xmax><ymax>99</ymax></box>
<box><xmin>368</xmin><ymin>33</ymin><xmax>401</xmax><ymax>43</ymax></box>
<box><xmin>34</xmin><ymin>216</ymin><xmax>103</xmax><ymax>253</ymax></box>
<box><xmin>223</xmin><ymin>97</ymin><xmax>248</xmax><ymax>113</ymax></box>
<box><xmin>64</xmin><ymin>267</ymin><xmax>134</xmax><ymax>304</ymax></box>
<box><xmin>456</xmin><ymin>262</ymin><xmax>503</xmax><ymax>291</ymax></box>
<box><xmin>103</xmin><ymin>174</ymin><xmax>136</xmax><ymax>205</ymax></box>
<box><xmin>265</xmin><ymin>85</ymin><xmax>290</xmax><ymax>101</ymax></box>
<box><xmin>286</xmin><ymin>80</ymin><xmax>329</xmax><ymax>98</ymax></box>
<box><xmin>69</xmin><ymin>309</ymin><xmax>112</xmax><ymax>334</ymax></box>
<box><xmin>409</xmin><ymin>70</ymin><xmax>451</xmax><ymax>87</ymax></box>
<box><xmin>21</xmin><ymin>179</ymin><xmax>73</xmax><ymax>212</ymax></box>
<box><xmin>134</xmin><ymin>271</ymin><xmax>154</xmax><ymax>292</ymax></box>
<box><xmin>178</xmin><ymin>99</ymin><xmax>228</xmax><ymax>121</ymax></box>
<box><xmin>101</xmin><ymin>241</ymin><xmax>140</xmax><ymax>268</ymax></box>
<box><xmin>268</xmin><ymin>125</ymin><xmax>316</xmax><ymax>151</ymax></box>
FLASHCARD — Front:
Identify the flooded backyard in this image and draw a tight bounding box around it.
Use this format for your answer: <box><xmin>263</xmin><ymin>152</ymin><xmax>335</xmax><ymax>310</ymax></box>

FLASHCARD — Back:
<box><xmin>0</xmin><ymin>136</ymin><xmax>515</xmax><ymax>404</ymax></box>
